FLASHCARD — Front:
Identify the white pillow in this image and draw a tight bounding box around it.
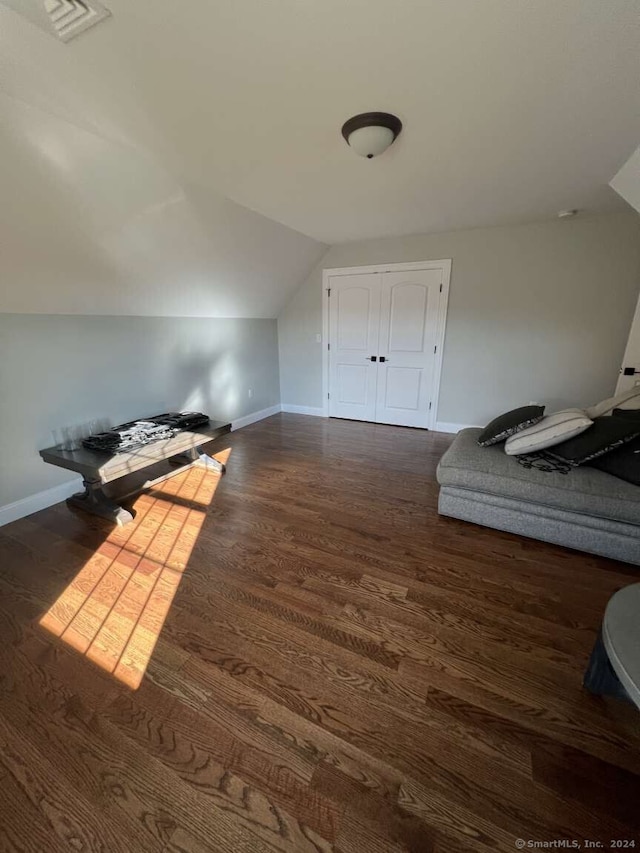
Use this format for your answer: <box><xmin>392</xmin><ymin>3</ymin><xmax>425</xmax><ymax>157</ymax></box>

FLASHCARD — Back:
<box><xmin>504</xmin><ymin>408</ymin><xmax>593</xmax><ymax>456</ymax></box>
<box><xmin>586</xmin><ymin>386</ymin><xmax>640</xmax><ymax>419</ymax></box>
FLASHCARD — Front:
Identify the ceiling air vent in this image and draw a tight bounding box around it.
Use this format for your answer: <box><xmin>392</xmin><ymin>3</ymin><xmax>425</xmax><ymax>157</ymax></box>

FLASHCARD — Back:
<box><xmin>1</xmin><ymin>0</ymin><xmax>111</xmax><ymax>42</ymax></box>
<box><xmin>45</xmin><ymin>0</ymin><xmax>110</xmax><ymax>41</ymax></box>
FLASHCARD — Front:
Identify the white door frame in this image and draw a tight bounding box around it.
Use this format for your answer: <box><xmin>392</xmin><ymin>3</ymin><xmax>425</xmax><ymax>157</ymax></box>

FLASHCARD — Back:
<box><xmin>321</xmin><ymin>259</ymin><xmax>452</xmax><ymax>428</ymax></box>
<box><xmin>616</xmin><ymin>290</ymin><xmax>640</xmax><ymax>394</ymax></box>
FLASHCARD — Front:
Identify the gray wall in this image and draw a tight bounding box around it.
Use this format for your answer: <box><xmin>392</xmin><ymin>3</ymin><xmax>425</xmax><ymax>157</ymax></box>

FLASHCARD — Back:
<box><xmin>279</xmin><ymin>213</ymin><xmax>640</xmax><ymax>425</ymax></box>
<box><xmin>0</xmin><ymin>315</ymin><xmax>279</xmax><ymax>506</ymax></box>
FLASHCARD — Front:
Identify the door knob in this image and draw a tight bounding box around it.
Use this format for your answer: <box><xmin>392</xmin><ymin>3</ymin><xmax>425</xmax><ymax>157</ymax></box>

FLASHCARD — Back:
<box><xmin>379</xmin><ymin>356</ymin><xmax>388</xmax><ymax>363</ymax></box>
<box><xmin>366</xmin><ymin>356</ymin><xmax>377</xmax><ymax>361</ymax></box>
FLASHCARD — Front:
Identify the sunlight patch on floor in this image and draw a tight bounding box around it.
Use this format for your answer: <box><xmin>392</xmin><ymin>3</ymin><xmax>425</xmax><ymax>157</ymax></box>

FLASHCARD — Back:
<box><xmin>40</xmin><ymin>449</ymin><xmax>231</xmax><ymax>689</ymax></box>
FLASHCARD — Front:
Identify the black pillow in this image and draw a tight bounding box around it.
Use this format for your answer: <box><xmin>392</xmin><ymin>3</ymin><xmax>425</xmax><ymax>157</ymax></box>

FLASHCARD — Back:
<box><xmin>590</xmin><ymin>436</ymin><xmax>640</xmax><ymax>486</ymax></box>
<box><xmin>548</xmin><ymin>415</ymin><xmax>640</xmax><ymax>467</ymax></box>
<box><xmin>612</xmin><ymin>407</ymin><xmax>640</xmax><ymax>422</ymax></box>
<box><xmin>477</xmin><ymin>405</ymin><xmax>545</xmax><ymax>447</ymax></box>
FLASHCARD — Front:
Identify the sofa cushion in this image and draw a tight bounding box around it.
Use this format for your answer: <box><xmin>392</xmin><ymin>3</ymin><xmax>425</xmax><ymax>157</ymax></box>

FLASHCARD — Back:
<box><xmin>439</xmin><ymin>486</ymin><xmax>640</xmax><ymax>564</ymax></box>
<box><xmin>477</xmin><ymin>405</ymin><xmax>545</xmax><ymax>447</ymax></box>
<box><xmin>437</xmin><ymin>428</ymin><xmax>640</xmax><ymax>526</ymax></box>
<box><xmin>504</xmin><ymin>408</ymin><xmax>592</xmax><ymax>456</ymax></box>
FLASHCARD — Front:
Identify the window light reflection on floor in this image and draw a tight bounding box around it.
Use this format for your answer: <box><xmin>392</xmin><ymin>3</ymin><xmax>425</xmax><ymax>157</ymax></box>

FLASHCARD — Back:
<box><xmin>39</xmin><ymin>449</ymin><xmax>231</xmax><ymax>689</ymax></box>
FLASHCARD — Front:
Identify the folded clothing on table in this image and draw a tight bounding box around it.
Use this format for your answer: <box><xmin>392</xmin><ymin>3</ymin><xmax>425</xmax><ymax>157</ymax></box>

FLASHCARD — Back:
<box><xmin>82</xmin><ymin>412</ymin><xmax>210</xmax><ymax>453</ymax></box>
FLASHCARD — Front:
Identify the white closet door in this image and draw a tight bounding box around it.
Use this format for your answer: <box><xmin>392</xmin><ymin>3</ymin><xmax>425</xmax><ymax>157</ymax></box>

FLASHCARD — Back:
<box><xmin>374</xmin><ymin>268</ymin><xmax>443</xmax><ymax>427</ymax></box>
<box><xmin>328</xmin><ymin>273</ymin><xmax>381</xmax><ymax>422</ymax></box>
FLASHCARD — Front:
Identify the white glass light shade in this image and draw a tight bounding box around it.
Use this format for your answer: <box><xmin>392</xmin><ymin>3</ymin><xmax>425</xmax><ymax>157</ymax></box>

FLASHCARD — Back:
<box><xmin>346</xmin><ymin>125</ymin><xmax>395</xmax><ymax>158</ymax></box>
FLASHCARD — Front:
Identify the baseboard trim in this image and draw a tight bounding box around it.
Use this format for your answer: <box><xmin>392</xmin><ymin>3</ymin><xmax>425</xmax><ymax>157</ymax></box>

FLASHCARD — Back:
<box><xmin>281</xmin><ymin>405</ymin><xmax>325</xmax><ymax>417</ymax></box>
<box><xmin>231</xmin><ymin>404</ymin><xmax>281</xmax><ymax>431</ymax></box>
<box><xmin>434</xmin><ymin>422</ymin><xmax>481</xmax><ymax>434</ymax></box>
<box><xmin>0</xmin><ymin>477</ymin><xmax>83</xmax><ymax>528</ymax></box>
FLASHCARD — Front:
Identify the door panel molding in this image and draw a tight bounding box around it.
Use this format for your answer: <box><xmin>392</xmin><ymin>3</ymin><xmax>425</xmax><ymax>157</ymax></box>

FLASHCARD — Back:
<box><xmin>337</xmin><ymin>286</ymin><xmax>372</xmax><ymax>350</ymax></box>
<box><xmin>322</xmin><ymin>259</ymin><xmax>451</xmax><ymax>427</ymax></box>
<box><xmin>375</xmin><ymin>268</ymin><xmax>441</xmax><ymax>427</ymax></box>
<box><xmin>383</xmin><ymin>366</ymin><xmax>422</xmax><ymax>411</ymax></box>
<box><xmin>328</xmin><ymin>273</ymin><xmax>381</xmax><ymax>422</ymax></box>
<box><xmin>388</xmin><ymin>282</ymin><xmax>428</xmax><ymax>352</ymax></box>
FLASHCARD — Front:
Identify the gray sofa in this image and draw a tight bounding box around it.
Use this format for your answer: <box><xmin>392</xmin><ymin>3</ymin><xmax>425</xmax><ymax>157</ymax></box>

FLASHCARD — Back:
<box><xmin>437</xmin><ymin>428</ymin><xmax>640</xmax><ymax>565</ymax></box>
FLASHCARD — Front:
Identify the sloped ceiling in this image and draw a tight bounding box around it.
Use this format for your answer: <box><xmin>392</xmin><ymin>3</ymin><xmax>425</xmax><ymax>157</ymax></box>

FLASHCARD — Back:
<box><xmin>611</xmin><ymin>146</ymin><xmax>640</xmax><ymax>215</ymax></box>
<box><xmin>0</xmin><ymin>91</ymin><xmax>325</xmax><ymax>318</ymax></box>
<box><xmin>1</xmin><ymin>0</ymin><xmax>639</xmax><ymax>316</ymax></box>
<box><xmin>0</xmin><ymin>4</ymin><xmax>326</xmax><ymax>318</ymax></box>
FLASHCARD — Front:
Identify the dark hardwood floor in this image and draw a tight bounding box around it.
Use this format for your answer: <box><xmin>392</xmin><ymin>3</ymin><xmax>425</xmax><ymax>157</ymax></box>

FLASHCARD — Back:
<box><xmin>0</xmin><ymin>413</ymin><xmax>639</xmax><ymax>852</ymax></box>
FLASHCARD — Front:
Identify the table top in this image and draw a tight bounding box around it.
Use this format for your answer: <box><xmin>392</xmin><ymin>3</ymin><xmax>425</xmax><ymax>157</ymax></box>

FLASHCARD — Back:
<box><xmin>603</xmin><ymin>583</ymin><xmax>640</xmax><ymax>709</ymax></box>
<box><xmin>40</xmin><ymin>421</ymin><xmax>231</xmax><ymax>484</ymax></box>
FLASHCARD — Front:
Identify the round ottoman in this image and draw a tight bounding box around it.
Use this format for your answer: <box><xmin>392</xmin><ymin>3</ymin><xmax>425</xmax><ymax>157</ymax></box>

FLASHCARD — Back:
<box><xmin>584</xmin><ymin>583</ymin><xmax>640</xmax><ymax>709</ymax></box>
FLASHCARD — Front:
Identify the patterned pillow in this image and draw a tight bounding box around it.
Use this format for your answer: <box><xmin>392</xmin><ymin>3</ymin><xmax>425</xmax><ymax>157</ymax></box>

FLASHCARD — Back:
<box><xmin>547</xmin><ymin>416</ymin><xmax>640</xmax><ymax>466</ymax></box>
<box><xmin>477</xmin><ymin>405</ymin><xmax>545</xmax><ymax>447</ymax></box>
<box><xmin>590</xmin><ymin>436</ymin><xmax>640</xmax><ymax>485</ymax></box>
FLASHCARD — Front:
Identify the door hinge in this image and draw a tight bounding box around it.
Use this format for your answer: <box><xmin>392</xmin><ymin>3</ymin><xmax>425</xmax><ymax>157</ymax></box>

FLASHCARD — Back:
<box><xmin>429</xmin><ymin>401</ymin><xmax>432</xmax><ymax>410</ymax></box>
<box><xmin>434</xmin><ymin>345</ymin><xmax>437</xmax><ymax>354</ymax></box>
<box><xmin>439</xmin><ymin>283</ymin><xmax>443</xmax><ymax>293</ymax></box>
<box><xmin>327</xmin><ymin>392</ymin><xmax>330</xmax><ymax>399</ymax></box>
<box><xmin>327</xmin><ymin>288</ymin><xmax>331</xmax><ymax>297</ymax></box>
<box><xmin>327</xmin><ymin>342</ymin><xmax>330</xmax><ymax>351</ymax></box>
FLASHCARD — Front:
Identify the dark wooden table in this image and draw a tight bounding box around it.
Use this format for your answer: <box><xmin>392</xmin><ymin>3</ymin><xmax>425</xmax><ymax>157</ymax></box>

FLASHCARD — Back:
<box><xmin>40</xmin><ymin>421</ymin><xmax>231</xmax><ymax>525</ymax></box>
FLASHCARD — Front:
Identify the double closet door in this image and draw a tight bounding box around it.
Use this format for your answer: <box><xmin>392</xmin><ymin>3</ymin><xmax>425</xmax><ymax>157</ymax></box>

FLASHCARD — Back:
<box><xmin>328</xmin><ymin>266</ymin><xmax>447</xmax><ymax>428</ymax></box>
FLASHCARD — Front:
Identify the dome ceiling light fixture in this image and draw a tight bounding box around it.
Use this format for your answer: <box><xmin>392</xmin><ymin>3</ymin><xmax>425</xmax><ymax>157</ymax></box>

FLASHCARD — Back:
<box><xmin>341</xmin><ymin>112</ymin><xmax>402</xmax><ymax>159</ymax></box>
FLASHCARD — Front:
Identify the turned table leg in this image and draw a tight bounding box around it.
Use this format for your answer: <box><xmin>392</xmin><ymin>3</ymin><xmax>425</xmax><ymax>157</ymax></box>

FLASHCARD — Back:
<box><xmin>67</xmin><ymin>479</ymin><xmax>134</xmax><ymax>526</ymax></box>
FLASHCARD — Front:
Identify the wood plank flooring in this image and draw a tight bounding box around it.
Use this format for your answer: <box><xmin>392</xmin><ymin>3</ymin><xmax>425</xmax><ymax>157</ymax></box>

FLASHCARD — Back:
<box><xmin>0</xmin><ymin>413</ymin><xmax>639</xmax><ymax>852</ymax></box>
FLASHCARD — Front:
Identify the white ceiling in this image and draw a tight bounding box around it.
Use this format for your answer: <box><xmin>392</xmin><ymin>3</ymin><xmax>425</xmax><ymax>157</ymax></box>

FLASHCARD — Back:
<box><xmin>1</xmin><ymin>0</ymin><xmax>639</xmax><ymax>304</ymax></box>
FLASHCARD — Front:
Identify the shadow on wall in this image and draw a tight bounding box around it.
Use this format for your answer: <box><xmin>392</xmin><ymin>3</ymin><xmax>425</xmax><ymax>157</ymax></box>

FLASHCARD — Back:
<box><xmin>79</xmin><ymin>343</ymin><xmax>245</xmax><ymax>432</ymax></box>
<box><xmin>172</xmin><ymin>346</ymin><xmax>241</xmax><ymax>420</ymax></box>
